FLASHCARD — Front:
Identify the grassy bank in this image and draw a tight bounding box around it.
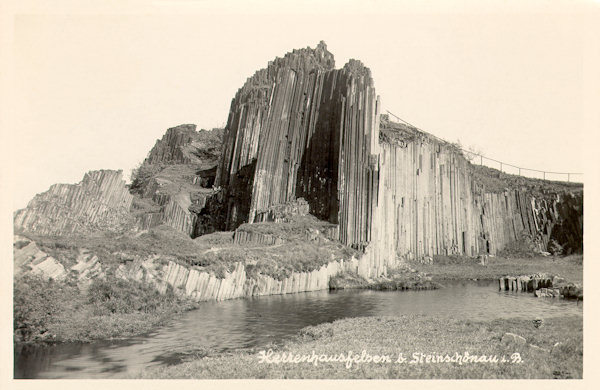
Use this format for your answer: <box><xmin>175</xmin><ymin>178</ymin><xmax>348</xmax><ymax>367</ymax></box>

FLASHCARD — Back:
<box><xmin>329</xmin><ymin>268</ymin><xmax>441</xmax><ymax>291</ymax></box>
<box><xmin>136</xmin><ymin>314</ymin><xmax>582</xmax><ymax>379</ymax></box>
<box><xmin>411</xmin><ymin>254</ymin><xmax>583</xmax><ymax>283</ymax></box>
<box><xmin>13</xmin><ymin>274</ymin><xmax>196</xmax><ymax>344</ymax></box>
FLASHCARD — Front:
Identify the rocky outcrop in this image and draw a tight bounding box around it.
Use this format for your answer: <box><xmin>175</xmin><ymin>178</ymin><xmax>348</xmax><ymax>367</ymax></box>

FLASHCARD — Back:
<box><xmin>547</xmin><ymin>192</ymin><xmax>583</xmax><ymax>254</ymax></box>
<box><xmin>144</xmin><ymin>124</ymin><xmax>222</xmax><ymax>166</ymax></box>
<box><xmin>14</xmin><ymin>170</ymin><xmax>133</xmax><ymax>236</ymax></box>
<box><xmin>13</xmin><ymin>233</ymin><xmax>379</xmax><ymax>302</ymax></box>
<box><xmin>498</xmin><ymin>274</ymin><xmax>554</xmax><ymax>292</ymax></box>
<box><xmin>534</xmin><ymin>288</ymin><xmax>562</xmax><ymax>298</ymax></box>
<box><xmin>135</xmin><ymin>198</ymin><xmax>199</xmax><ymax>237</ymax></box>
<box><xmin>120</xmin><ymin>254</ymin><xmax>375</xmax><ymax>301</ymax></box>
<box><xmin>13</xmin><ymin>236</ymin><xmax>105</xmax><ymax>286</ymax></box>
<box><xmin>130</xmin><ymin>125</ymin><xmax>223</xmax><ymax>236</ymax></box>
<box><xmin>498</xmin><ymin>273</ymin><xmax>583</xmax><ymax>300</ymax></box>
<box><xmin>13</xmin><ymin>236</ymin><xmax>66</xmax><ymax>280</ymax></box>
<box><xmin>211</xmin><ymin>42</ymin><xmax>582</xmax><ymax>279</ymax></box>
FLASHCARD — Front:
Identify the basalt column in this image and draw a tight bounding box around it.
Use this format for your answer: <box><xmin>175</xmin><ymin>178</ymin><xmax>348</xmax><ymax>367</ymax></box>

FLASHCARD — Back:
<box><xmin>299</xmin><ymin>60</ymin><xmax>380</xmax><ymax>249</ymax></box>
<box><xmin>215</xmin><ymin>42</ymin><xmax>335</xmax><ymax>229</ymax></box>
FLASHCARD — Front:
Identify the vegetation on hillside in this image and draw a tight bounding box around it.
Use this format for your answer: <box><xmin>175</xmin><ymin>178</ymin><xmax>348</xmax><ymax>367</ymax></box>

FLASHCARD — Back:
<box><xmin>23</xmin><ymin>213</ymin><xmax>360</xmax><ymax>282</ymax></box>
<box><xmin>14</xmin><ymin>274</ymin><xmax>194</xmax><ymax>344</ymax></box>
<box><xmin>469</xmin><ymin>164</ymin><xmax>582</xmax><ymax>195</ymax></box>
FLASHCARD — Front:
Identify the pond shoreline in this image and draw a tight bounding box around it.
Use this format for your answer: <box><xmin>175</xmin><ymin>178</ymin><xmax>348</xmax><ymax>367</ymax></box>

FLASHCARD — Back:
<box><xmin>132</xmin><ymin>254</ymin><xmax>582</xmax><ymax>379</ymax></box>
<box><xmin>15</xmin><ymin>276</ymin><xmax>583</xmax><ymax>379</ymax></box>
<box><xmin>14</xmin><ymin>254</ymin><xmax>583</xmax><ymax>349</ymax></box>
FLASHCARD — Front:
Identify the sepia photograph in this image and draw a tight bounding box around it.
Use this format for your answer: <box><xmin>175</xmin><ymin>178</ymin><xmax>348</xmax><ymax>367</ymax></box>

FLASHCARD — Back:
<box><xmin>1</xmin><ymin>0</ymin><xmax>598</xmax><ymax>387</ymax></box>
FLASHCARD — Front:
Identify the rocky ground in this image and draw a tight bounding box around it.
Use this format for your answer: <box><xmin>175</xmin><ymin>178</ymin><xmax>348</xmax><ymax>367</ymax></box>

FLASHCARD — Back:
<box><xmin>410</xmin><ymin>253</ymin><xmax>583</xmax><ymax>285</ymax></box>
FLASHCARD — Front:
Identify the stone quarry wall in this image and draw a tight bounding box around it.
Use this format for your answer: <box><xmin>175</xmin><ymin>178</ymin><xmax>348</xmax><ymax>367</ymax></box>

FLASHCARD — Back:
<box><xmin>13</xmin><ymin>170</ymin><xmax>133</xmax><ymax>236</ymax></box>
<box><xmin>215</xmin><ymin>42</ymin><xmax>381</xmax><ymax>249</ymax></box>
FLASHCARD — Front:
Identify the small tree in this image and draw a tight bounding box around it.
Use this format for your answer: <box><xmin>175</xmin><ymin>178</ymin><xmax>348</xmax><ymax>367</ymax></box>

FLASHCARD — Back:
<box><xmin>129</xmin><ymin>163</ymin><xmax>160</xmax><ymax>194</ymax></box>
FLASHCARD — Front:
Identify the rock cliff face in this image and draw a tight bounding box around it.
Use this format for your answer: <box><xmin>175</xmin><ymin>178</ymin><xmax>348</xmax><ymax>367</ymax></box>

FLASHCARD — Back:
<box><xmin>215</xmin><ymin>42</ymin><xmax>380</xmax><ymax>248</ymax></box>
<box><xmin>373</xmin><ymin>119</ymin><xmax>583</xmax><ymax>262</ymax></box>
<box><xmin>14</xmin><ymin>170</ymin><xmax>133</xmax><ymax>236</ymax></box>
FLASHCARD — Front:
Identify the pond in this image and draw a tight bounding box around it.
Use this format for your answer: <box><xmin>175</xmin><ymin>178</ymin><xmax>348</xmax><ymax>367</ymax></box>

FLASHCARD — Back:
<box><xmin>14</xmin><ymin>280</ymin><xmax>582</xmax><ymax>379</ymax></box>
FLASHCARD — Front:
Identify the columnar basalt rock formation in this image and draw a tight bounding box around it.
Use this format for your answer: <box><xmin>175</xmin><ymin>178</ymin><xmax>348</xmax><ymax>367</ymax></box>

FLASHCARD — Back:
<box><xmin>14</xmin><ymin>170</ymin><xmax>133</xmax><ymax>236</ymax></box>
<box><xmin>12</xmin><ymin>233</ymin><xmax>368</xmax><ymax>302</ymax></box>
<box><xmin>145</xmin><ymin>124</ymin><xmax>201</xmax><ymax>165</ymax></box>
<box><xmin>212</xmin><ymin>42</ymin><xmax>583</xmax><ymax>279</ymax></box>
<box><xmin>372</xmin><ymin>119</ymin><xmax>583</xmax><ymax>263</ymax></box>
<box><xmin>215</xmin><ymin>42</ymin><xmax>381</xmax><ymax>248</ymax></box>
<box><xmin>498</xmin><ymin>273</ymin><xmax>583</xmax><ymax>300</ymax></box>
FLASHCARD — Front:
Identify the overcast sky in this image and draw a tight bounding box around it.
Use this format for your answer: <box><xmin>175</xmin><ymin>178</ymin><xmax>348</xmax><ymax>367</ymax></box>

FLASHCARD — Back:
<box><xmin>2</xmin><ymin>0</ymin><xmax>599</xmax><ymax>210</ymax></box>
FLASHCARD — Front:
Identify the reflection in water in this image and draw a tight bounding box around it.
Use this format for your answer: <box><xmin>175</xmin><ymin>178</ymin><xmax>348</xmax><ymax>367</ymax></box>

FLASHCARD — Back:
<box><xmin>14</xmin><ymin>280</ymin><xmax>582</xmax><ymax>379</ymax></box>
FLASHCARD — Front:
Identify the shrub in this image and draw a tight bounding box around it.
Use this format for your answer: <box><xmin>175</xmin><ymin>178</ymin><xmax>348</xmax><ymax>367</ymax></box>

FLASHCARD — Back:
<box><xmin>87</xmin><ymin>279</ymin><xmax>176</xmax><ymax>315</ymax></box>
<box><xmin>13</xmin><ymin>275</ymin><xmax>77</xmax><ymax>342</ymax></box>
<box><xmin>129</xmin><ymin>163</ymin><xmax>161</xmax><ymax>194</ymax></box>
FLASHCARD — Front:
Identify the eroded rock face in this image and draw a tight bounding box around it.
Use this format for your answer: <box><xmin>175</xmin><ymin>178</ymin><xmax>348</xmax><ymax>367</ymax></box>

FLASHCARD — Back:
<box><xmin>13</xmin><ymin>233</ymin><xmax>369</xmax><ymax>302</ymax></box>
<box><xmin>14</xmin><ymin>170</ymin><xmax>134</xmax><ymax>236</ymax></box>
<box><xmin>547</xmin><ymin>192</ymin><xmax>583</xmax><ymax>255</ymax></box>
